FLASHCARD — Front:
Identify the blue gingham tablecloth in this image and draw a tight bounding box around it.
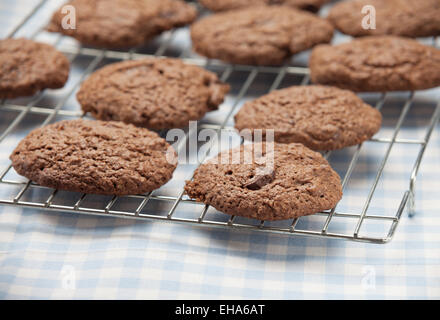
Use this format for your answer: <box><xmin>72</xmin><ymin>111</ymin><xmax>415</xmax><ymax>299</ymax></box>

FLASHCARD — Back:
<box><xmin>0</xmin><ymin>0</ymin><xmax>440</xmax><ymax>300</ymax></box>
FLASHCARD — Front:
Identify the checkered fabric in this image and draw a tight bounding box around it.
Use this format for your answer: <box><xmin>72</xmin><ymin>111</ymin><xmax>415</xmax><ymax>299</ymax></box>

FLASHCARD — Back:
<box><xmin>0</xmin><ymin>0</ymin><xmax>439</xmax><ymax>299</ymax></box>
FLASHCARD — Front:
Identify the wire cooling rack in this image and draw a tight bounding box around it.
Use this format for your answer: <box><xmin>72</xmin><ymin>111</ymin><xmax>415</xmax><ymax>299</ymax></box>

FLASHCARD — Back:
<box><xmin>0</xmin><ymin>0</ymin><xmax>439</xmax><ymax>244</ymax></box>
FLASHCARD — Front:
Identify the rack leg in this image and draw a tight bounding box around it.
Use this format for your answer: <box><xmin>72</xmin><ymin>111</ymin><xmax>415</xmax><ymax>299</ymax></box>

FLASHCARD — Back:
<box><xmin>408</xmin><ymin>187</ymin><xmax>416</xmax><ymax>218</ymax></box>
<box><xmin>407</xmin><ymin>102</ymin><xmax>440</xmax><ymax>218</ymax></box>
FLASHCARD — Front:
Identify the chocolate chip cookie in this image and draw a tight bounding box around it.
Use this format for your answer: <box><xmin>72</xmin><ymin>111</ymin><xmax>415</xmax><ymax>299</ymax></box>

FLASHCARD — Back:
<box><xmin>10</xmin><ymin>119</ymin><xmax>177</xmax><ymax>195</ymax></box>
<box><xmin>328</xmin><ymin>0</ymin><xmax>440</xmax><ymax>38</ymax></box>
<box><xmin>0</xmin><ymin>38</ymin><xmax>69</xmax><ymax>99</ymax></box>
<box><xmin>47</xmin><ymin>0</ymin><xmax>197</xmax><ymax>48</ymax></box>
<box><xmin>234</xmin><ymin>85</ymin><xmax>382</xmax><ymax>150</ymax></box>
<box><xmin>77</xmin><ymin>58</ymin><xmax>230</xmax><ymax>129</ymax></box>
<box><xmin>191</xmin><ymin>6</ymin><xmax>334</xmax><ymax>65</ymax></box>
<box><xmin>199</xmin><ymin>0</ymin><xmax>330</xmax><ymax>12</ymax></box>
<box><xmin>185</xmin><ymin>143</ymin><xmax>342</xmax><ymax>220</ymax></box>
<box><xmin>310</xmin><ymin>36</ymin><xmax>440</xmax><ymax>92</ymax></box>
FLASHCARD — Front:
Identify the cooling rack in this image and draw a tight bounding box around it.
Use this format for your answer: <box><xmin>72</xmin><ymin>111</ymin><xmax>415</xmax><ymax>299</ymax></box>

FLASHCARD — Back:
<box><xmin>0</xmin><ymin>0</ymin><xmax>439</xmax><ymax>244</ymax></box>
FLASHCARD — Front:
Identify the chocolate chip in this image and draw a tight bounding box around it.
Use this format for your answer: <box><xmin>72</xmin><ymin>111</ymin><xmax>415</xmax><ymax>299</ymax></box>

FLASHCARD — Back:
<box><xmin>244</xmin><ymin>166</ymin><xmax>275</xmax><ymax>190</ymax></box>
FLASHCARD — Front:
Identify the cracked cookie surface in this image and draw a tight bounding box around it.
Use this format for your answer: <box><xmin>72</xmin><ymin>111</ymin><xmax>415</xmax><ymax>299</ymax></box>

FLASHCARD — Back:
<box><xmin>191</xmin><ymin>6</ymin><xmax>334</xmax><ymax>65</ymax></box>
<box><xmin>234</xmin><ymin>85</ymin><xmax>382</xmax><ymax>150</ymax></box>
<box><xmin>10</xmin><ymin>119</ymin><xmax>177</xmax><ymax>195</ymax></box>
<box><xmin>199</xmin><ymin>0</ymin><xmax>329</xmax><ymax>12</ymax></box>
<box><xmin>310</xmin><ymin>36</ymin><xmax>440</xmax><ymax>92</ymax></box>
<box><xmin>77</xmin><ymin>58</ymin><xmax>230</xmax><ymax>129</ymax></box>
<box><xmin>0</xmin><ymin>38</ymin><xmax>69</xmax><ymax>99</ymax></box>
<box><xmin>47</xmin><ymin>0</ymin><xmax>197</xmax><ymax>48</ymax></box>
<box><xmin>185</xmin><ymin>143</ymin><xmax>342</xmax><ymax>220</ymax></box>
<box><xmin>328</xmin><ymin>0</ymin><xmax>440</xmax><ymax>38</ymax></box>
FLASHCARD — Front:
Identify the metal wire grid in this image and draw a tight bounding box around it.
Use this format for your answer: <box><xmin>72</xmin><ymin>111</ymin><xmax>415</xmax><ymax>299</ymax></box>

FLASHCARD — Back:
<box><xmin>0</xmin><ymin>0</ymin><xmax>439</xmax><ymax>244</ymax></box>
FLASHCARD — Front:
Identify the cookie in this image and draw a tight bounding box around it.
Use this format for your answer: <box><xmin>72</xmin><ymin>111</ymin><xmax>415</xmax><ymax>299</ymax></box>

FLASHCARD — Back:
<box><xmin>310</xmin><ymin>36</ymin><xmax>440</xmax><ymax>92</ymax></box>
<box><xmin>185</xmin><ymin>143</ymin><xmax>342</xmax><ymax>220</ymax></box>
<box><xmin>234</xmin><ymin>85</ymin><xmax>382</xmax><ymax>150</ymax></box>
<box><xmin>328</xmin><ymin>0</ymin><xmax>440</xmax><ymax>38</ymax></box>
<box><xmin>10</xmin><ymin>119</ymin><xmax>177</xmax><ymax>195</ymax></box>
<box><xmin>77</xmin><ymin>58</ymin><xmax>230</xmax><ymax>130</ymax></box>
<box><xmin>190</xmin><ymin>6</ymin><xmax>334</xmax><ymax>65</ymax></box>
<box><xmin>47</xmin><ymin>0</ymin><xmax>197</xmax><ymax>48</ymax></box>
<box><xmin>199</xmin><ymin>0</ymin><xmax>330</xmax><ymax>12</ymax></box>
<box><xmin>0</xmin><ymin>38</ymin><xmax>69</xmax><ymax>99</ymax></box>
